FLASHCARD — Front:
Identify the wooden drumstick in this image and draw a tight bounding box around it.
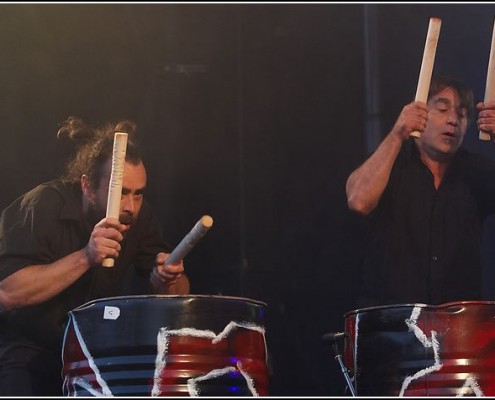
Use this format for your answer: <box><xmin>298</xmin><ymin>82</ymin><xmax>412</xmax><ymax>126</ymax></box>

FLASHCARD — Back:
<box><xmin>165</xmin><ymin>215</ymin><xmax>213</xmax><ymax>266</ymax></box>
<box><xmin>480</xmin><ymin>18</ymin><xmax>495</xmax><ymax>141</ymax></box>
<box><xmin>102</xmin><ymin>132</ymin><xmax>128</xmax><ymax>267</ymax></box>
<box><xmin>410</xmin><ymin>17</ymin><xmax>442</xmax><ymax>138</ymax></box>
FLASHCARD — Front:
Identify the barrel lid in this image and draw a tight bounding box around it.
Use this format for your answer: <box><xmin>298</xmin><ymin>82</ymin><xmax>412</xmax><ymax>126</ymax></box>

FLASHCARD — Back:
<box><xmin>344</xmin><ymin>300</ymin><xmax>495</xmax><ymax>317</ymax></box>
<box><xmin>71</xmin><ymin>294</ymin><xmax>268</xmax><ymax>312</ymax></box>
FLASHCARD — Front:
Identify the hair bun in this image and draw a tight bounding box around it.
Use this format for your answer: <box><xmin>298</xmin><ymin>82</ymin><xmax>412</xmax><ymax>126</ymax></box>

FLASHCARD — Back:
<box><xmin>115</xmin><ymin>120</ymin><xmax>136</xmax><ymax>136</ymax></box>
<box><xmin>57</xmin><ymin>116</ymin><xmax>95</xmax><ymax>142</ymax></box>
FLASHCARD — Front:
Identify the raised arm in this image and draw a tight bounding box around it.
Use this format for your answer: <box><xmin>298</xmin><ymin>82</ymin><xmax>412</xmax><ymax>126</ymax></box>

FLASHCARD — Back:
<box><xmin>346</xmin><ymin>101</ymin><xmax>428</xmax><ymax>215</ymax></box>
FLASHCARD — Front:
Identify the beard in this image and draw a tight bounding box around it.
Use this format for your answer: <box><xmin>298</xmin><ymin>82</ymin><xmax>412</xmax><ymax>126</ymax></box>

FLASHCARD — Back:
<box><xmin>86</xmin><ymin>203</ymin><xmax>135</xmax><ymax>229</ymax></box>
<box><xmin>119</xmin><ymin>212</ymin><xmax>135</xmax><ymax>226</ymax></box>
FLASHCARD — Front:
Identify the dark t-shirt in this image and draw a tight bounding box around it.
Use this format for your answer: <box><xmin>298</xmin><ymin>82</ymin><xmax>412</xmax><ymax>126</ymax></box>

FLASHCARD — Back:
<box><xmin>358</xmin><ymin>139</ymin><xmax>495</xmax><ymax>307</ymax></box>
<box><xmin>0</xmin><ymin>180</ymin><xmax>171</xmax><ymax>354</ymax></box>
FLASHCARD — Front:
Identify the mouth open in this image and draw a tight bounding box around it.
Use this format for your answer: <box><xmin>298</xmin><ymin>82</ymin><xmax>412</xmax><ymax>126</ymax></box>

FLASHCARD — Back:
<box><xmin>441</xmin><ymin>132</ymin><xmax>457</xmax><ymax>143</ymax></box>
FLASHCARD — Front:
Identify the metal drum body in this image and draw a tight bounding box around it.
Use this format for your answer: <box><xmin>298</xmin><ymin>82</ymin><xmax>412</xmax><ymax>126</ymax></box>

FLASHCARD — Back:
<box><xmin>344</xmin><ymin>301</ymin><xmax>495</xmax><ymax>396</ymax></box>
<box><xmin>62</xmin><ymin>295</ymin><xmax>268</xmax><ymax>396</ymax></box>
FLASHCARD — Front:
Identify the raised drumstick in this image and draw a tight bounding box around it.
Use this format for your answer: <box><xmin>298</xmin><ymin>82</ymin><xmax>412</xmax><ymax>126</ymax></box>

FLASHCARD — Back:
<box><xmin>410</xmin><ymin>17</ymin><xmax>442</xmax><ymax>138</ymax></box>
<box><xmin>102</xmin><ymin>132</ymin><xmax>128</xmax><ymax>267</ymax></box>
<box><xmin>165</xmin><ymin>215</ymin><xmax>213</xmax><ymax>266</ymax></box>
<box><xmin>480</xmin><ymin>18</ymin><xmax>495</xmax><ymax>141</ymax></box>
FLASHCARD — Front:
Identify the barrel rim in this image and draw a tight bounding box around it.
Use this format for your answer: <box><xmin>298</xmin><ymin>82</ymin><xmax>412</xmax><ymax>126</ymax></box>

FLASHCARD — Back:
<box><xmin>344</xmin><ymin>300</ymin><xmax>495</xmax><ymax>317</ymax></box>
<box><xmin>71</xmin><ymin>294</ymin><xmax>268</xmax><ymax>311</ymax></box>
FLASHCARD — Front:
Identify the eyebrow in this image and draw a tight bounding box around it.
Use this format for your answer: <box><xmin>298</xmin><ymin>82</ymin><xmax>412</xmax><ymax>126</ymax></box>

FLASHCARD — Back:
<box><xmin>122</xmin><ymin>186</ymin><xmax>146</xmax><ymax>194</ymax></box>
<box><xmin>433</xmin><ymin>97</ymin><xmax>451</xmax><ymax>106</ymax></box>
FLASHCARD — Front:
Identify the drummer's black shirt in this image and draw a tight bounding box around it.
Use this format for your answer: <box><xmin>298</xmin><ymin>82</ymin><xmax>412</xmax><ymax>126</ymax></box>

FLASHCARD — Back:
<box><xmin>358</xmin><ymin>139</ymin><xmax>495</xmax><ymax>307</ymax></box>
<box><xmin>0</xmin><ymin>180</ymin><xmax>171</xmax><ymax>355</ymax></box>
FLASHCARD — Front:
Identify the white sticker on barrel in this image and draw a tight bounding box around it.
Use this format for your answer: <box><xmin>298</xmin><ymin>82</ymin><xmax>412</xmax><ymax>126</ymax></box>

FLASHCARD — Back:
<box><xmin>103</xmin><ymin>306</ymin><xmax>120</xmax><ymax>320</ymax></box>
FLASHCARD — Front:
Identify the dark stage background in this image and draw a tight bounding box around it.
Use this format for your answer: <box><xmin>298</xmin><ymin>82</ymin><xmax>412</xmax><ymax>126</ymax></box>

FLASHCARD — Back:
<box><xmin>2</xmin><ymin>3</ymin><xmax>495</xmax><ymax>396</ymax></box>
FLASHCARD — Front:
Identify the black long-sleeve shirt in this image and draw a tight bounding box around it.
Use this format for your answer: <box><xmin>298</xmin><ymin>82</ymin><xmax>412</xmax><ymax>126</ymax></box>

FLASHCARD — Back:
<box><xmin>358</xmin><ymin>139</ymin><xmax>495</xmax><ymax>307</ymax></box>
<box><xmin>0</xmin><ymin>180</ymin><xmax>171</xmax><ymax>354</ymax></box>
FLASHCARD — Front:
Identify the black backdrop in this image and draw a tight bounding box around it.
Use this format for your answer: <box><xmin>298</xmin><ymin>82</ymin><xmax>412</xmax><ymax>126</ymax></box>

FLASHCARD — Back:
<box><xmin>2</xmin><ymin>3</ymin><xmax>495</xmax><ymax>396</ymax></box>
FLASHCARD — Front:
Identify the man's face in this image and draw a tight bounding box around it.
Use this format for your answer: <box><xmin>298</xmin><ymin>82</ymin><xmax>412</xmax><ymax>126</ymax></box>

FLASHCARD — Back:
<box><xmin>420</xmin><ymin>87</ymin><xmax>469</xmax><ymax>158</ymax></box>
<box><xmin>85</xmin><ymin>159</ymin><xmax>147</xmax><ymax>228</ymax></box>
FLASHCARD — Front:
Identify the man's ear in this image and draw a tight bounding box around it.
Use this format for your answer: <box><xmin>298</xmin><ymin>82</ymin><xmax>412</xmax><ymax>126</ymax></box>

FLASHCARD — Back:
<box><xmin>81</xmin><ymin>174</ymin><xmax>94</xmax><ymax>201</ymax></box>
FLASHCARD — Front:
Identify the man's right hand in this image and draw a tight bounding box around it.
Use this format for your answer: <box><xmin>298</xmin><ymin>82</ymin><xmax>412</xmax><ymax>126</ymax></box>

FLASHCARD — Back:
<box><xmin>392</xmin><ymin>101</ymin><xmax>429</xmax><ymax>141</ymax></box>
<box><xmin>83</xmin><ymin>217</ymin><xmax>129</xmax><ymax>267</ymax></box>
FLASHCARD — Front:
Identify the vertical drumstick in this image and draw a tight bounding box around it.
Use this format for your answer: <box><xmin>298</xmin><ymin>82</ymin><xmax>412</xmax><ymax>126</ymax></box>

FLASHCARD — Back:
<box><xmin>480</xmin><ymin>18</ymin><xmax>495</xmax><ymax>141</ymax></box>
<box><xmin>165</xmin><ymin>215</ymin><xmax>213</xmax><ymax>266</ymax></box>
<box><xmin>102</xmin><ymin>132</ymin><xmax>128</xmax><ymax>267</ymax></box>
<box><xmin>410</xmin><ymin>17</ymin><xmax>442</xmax><ymax>138</ymax></box>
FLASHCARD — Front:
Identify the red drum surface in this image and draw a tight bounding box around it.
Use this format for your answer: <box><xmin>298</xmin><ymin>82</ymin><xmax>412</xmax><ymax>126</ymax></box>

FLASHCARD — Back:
<box><xmin>62</xmin><ymin>295</ymin><xmax>268</xmax><ymax>396</ymax></box>
<box><xmin>344</xmin><ymin>301</ymin><xmax>495</xmax><ymax>396</ymax></box>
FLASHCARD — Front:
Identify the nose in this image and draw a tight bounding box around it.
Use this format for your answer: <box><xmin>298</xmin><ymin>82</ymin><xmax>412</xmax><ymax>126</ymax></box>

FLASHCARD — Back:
<box><xmin>447</xmin><ymin>110</ymin><xmax>459</xmax><ymax>126</ymax></box>
<box><xmin>121</xmin><ymin>194</ymin><xmax>135</xmax><ymax>214</ymax></box>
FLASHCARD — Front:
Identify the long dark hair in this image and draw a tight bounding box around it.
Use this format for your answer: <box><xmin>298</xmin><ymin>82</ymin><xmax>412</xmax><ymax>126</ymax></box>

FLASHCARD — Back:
<box><xmin>57</xmin><ymin>116</ymin><xmax>143</xmax><ymax>189</ymax></box>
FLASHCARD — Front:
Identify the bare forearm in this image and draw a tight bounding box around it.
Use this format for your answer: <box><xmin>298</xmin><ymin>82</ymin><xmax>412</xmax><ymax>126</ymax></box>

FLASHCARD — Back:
<box><xmin>346</xmin><ymin>132</ymin><xmax>404</xmax><ymax>215</ymax></box>
<box><xmin>346</xmin><ymin>101</ymin><xmax>427</xmax><ymax>214</ymax></box>
<box><xmin>0</xmin><ymin>250</ymin><xmax>91</xmax><ymax>311</ymax></box>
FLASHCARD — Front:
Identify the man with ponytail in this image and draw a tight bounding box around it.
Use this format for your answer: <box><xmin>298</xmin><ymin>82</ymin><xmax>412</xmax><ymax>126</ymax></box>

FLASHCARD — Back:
<box><xmin>0</xmin><ymin>117</ymin><xmax>190</xmax><ymax>395</ymax></box>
